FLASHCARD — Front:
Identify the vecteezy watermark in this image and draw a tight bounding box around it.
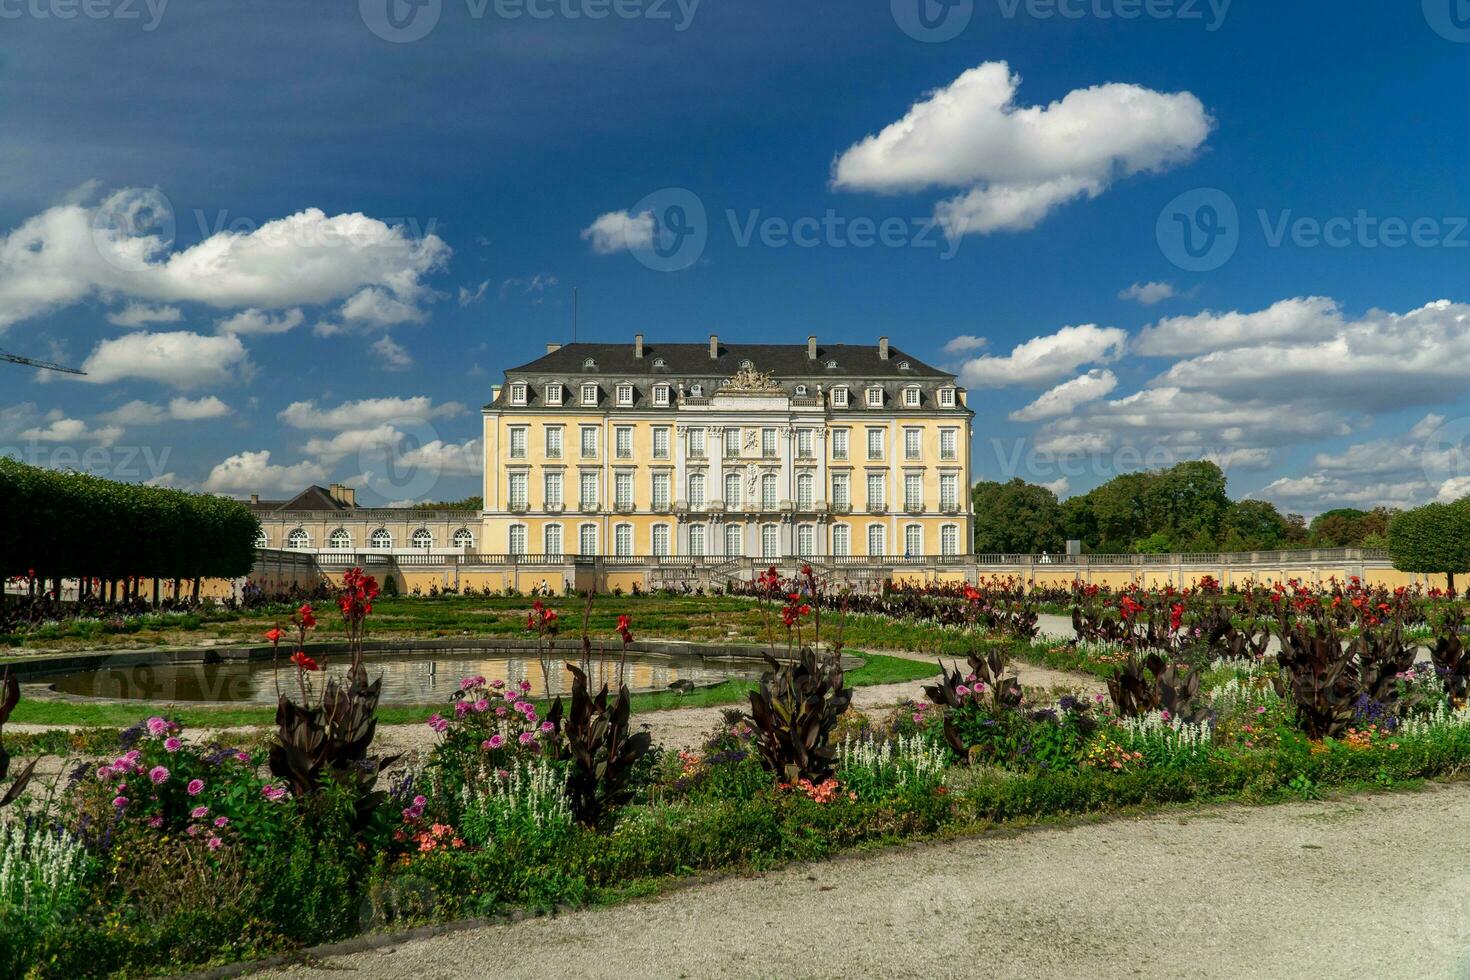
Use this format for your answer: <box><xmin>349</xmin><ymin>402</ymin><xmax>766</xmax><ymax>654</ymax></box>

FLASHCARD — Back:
<box><xmin>359</xmin><ymin>0</ymin><xmax>699</xmax><ymax>43</ymax></box>
<box><xmin>1158</xmin><ymin>188</ymin><xmax>1470</xmax><ymax>272</ymax></box>
<box><xmin>0</xmin><ymin>0</ymin><xmax>168</xmax><ymax>30</ymax></box>
<box><xmin>190</xmin><ymin>209</ymin><xmax>440</xmax><ymax>247</ymax></box>
<box><xmin>626</xmin><ymin>187</ymin><xmax>708</xmax><ymax>273</ymax></box>
<box><xmin>1419</xmin><ymin>416</ymin><xmax>1470</xmax><ymax>493</ymax></box>
<box><xmin>892</xmin><ymin>0</ymin><xmax>1228</xmax><ymax>41</ymax></box>
<box><xmin>0</xmin><ymin>443</ymin><xmax>174</xmax><ymax>482</ymax></box>
<box><xmin>1424</xmin><ymin>0</ymin><xmax>1470</xmax><ymax>42</ymax></box>
<box><xmin>90</xmin><ymin>187</ymin><xmax>176</xmax><ymax>275</ymax></box>
<box><xmin>355</xmin><ymin>415</ymin><xmax>453</xmax><ymax>503</ymax></box>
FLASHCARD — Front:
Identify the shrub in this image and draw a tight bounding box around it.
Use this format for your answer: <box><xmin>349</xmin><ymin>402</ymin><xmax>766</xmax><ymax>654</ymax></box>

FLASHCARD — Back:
<box><xmin>837</xmin><ymin>734</ymin><xmax>947</xmax><ymax>800</ymax></box>
<box><xmin>549</xmin><ymin>665</ymin><xmax>652</xmax><ymax>829</ymax></box>
<box><xmin>744</xmin><ymin>648</ymin><xmax>853</xmax><ymax>784</ymax></box>
<box><xmin>459</xmin><ymin>759</ymin><xmax>573</xmax><ymax>848</ymax></box>
<box><xmin>0</xmin><ymin>821</ymin><xmax>91</xmax><ymax>931</ymax></box>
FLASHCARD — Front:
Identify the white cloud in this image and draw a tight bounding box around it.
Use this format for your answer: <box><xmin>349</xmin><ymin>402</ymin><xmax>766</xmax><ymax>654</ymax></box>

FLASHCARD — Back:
<box><xmin>19</xmin><ymin>416</ymin><xmax>124</xmax><ymax>447</ymax></box>
<box><xmin>78</xmin><ymin>330</ymin><xmax>251</xmax><ymax>389</ymax></box>
<box><xmin>1201</xmin><ymin>447</ymin><xmax>1274</xmax><ymax>472</ymax></box>
<box><xmin>203</xmin><ymin>449</ymin><xmax>329</xmax><ymax>495</ymax></box>
<box><xmin>98</xmin><ymin>396</ymin><xmax>231</xmax><ymax>425</ymax></box>
<box><xmin>831</xmin><ymin>62</ymin><xmax>1211</xmax><ymax>236</ymax></box>
<box><xmin>216</xmin><ymin>308</ymin><xmax>304</xmax><ymax>335</ymax></box>
<box><xmin>959</xmin><ymin>324</ymin><xmax>1126</xmax><ymax>387</ymax></box>
<box><xmin>1135</xmin><ymin>296</ymin><xmax>1344</xmax><ymax>357</ymax></box>
<box><xmin>942</xmin><ymin>335</ymin><xmax>987</xmax><ymax>355</ymax></box>
<box><xmin>399</xmin><ymin>438</ymin><xmax>482</xmax><ymax>476</ymax></box>
<box><xmin>1118</xmin><ymin>282</ymin><xmax>1175</xmax><ymax>306</ymax></box>
<box><xmin>371</xmin><ymin>335</ymin><xmax>413</xmax><ymax>370</ymax></box>
<box><xmin>1009</xmin><ymin>369</ymin><xmax>1118</xmax><ymax>422</ymax></box>
<box><xmin>0</xmin><ymin>187</ymin><xmax>449</xmax><ymax>332</ymax></box>
<box><xmin>1040</xmin><ymin>477</ymin><xmax>1070</xmax><ymax>497</ymax></box>
<box><xmin>301</xmin><ymin>424</ymin><xmax>404</xmax><ymax>464</ymax></box>
<box><xmin>106</xmin><ymin>302</ymin><xmax>182</xmax><ymax>327</ymax></box>
<box><xmin>581</xmin><ymin>210</ymin><xmax>655</xmax><ymax>254</ymax></box>
<box><xmin>278</xmin><ymin>396</ymin><xmax>465</xmax><ymax>431</ymax></box>
<box><xmin>458</xmin><ymin>280</ymin><xmax>490</xmax><ymax>306</ymax></box>
<box><xmin>167</xmin><ymin>395</ymin><xmax>231</xmax><ymax>420</ymax></box>
<box><xmin>97</xmin><ymin>400</ymin><xmax>167</xmax><ymax>425</ymax></box>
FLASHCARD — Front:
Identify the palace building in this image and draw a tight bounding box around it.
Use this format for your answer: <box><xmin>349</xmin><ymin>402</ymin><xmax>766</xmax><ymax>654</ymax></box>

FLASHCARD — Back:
<box><xmin>481</xmin><ymin>335</ymin><xmax>974</xmax><ymax>559</ymax></box>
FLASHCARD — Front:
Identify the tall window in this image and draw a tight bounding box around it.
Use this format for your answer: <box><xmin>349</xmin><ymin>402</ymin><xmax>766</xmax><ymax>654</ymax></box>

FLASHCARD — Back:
<box><xmin>831</xmin><ymin>428</ymin><xmax>849</xmax><ymax>460</ymax></box>
<box><xmin>328</xmin><ymin>528</ymin><xmax>350</xmax><ymax>549</ymax></box>
<box><xmin>652</xmin><ymin>524</ymin><xmax>670</xmax><ymax>557</ymax></box>
<box><xmin>580</xmin><ymin>472</ymin><xmax>599</xmax><ymax>509</ymax></box>
<box><xmin>938</xmin><ymin>387</ymin><xmax>956</xmax><ymax>408</ymax></box>
<box><xmin>652</xmin><ymin>427</ymin><xmax>670</xmax><ymax>459</ymax></box>
<box><xmin>452</xmin><ymin>527</ymin><xmax>474</xmax><ymax>549</ymax></box>
<box><xmin>370</xmin><ymin>528</ymin><xmax>391</xmax><ymax>549</ymax></box>
<box><xmin>614</xmin><ymin>524</ymin><xmax>633</xmax><ymax>557</ymax></box>
<box><xmin>615</xmin><ymin>472</ymin><xmax>633</xmax><ymax>509</ymax></box>
<box><xmin>688</xmin><ymin>473</ymin><xmax>706</xmax><ymax>509</ymax></box>
<box><xmin>761</xmin><ymin>473</ymin><xmax>778</xmax><ymax>509</ymax></box>
<box><xmin>509</xmin><ymin>382</ymin><xmax>527</xmax><ymax>405</ymax></box>
<box><xmin>867</xmin><ymin>524</ymin><xmax>886</xmax><ymax>556</ymax></box>
<box><xmin>797</xmin><ymin>428</ymin><xmax>814</xmax><ymax>459</ymax></box>
<box><xmin>543</xmin><ymin>471</ymin><xmax>562</xmax><ymax>508</ymax></box>
<box><xmin>546</xmin><ymin>426</ymin><xmax>563</xmax><ymax>459</ymax></box>
<box><xmin>724</xmin><ymin>428</ymin><xmax>740</xmax><ymax>459</ymax></box>
<box><xmin>725</xmin><ymin>524</ymin><xmax>743</xmax><ymax>557</ymax></box>
<box><xmin>652</xmin><ymin>384</ymin><xmax>670</xmax><ymax>407</ymax></box>
<box><xmin>581</xmin><ymin>382</ymin><xmax>598</xmax><ymax>405</ymax></box>
<box><xmin>904</xmin><ymin>428</ymin><xmax>921</xmax><ymax>460</ymax></box>
<box><xmin>796</xmin><ymin>524</ymin><xmax>815</xmax><ymax>557</ymax></box>
<box><xmin>866</xmin><ymin>386</ymin><xmax>883</xmax><ymax>408</ymax></box>
<box><xmin>255</xmin><ymin>529</ymin><xmax>268</xmax><ymax>548</ymax></box>
<box><xmin>412</xmin><ymin>528</ymin><xmax>433</xmax><ymax>549</ymax></box>
<box><xmin>509</xmin><ymin>473</ymin><xmax>528</xmax><ymax>509</ymax></box>
<box><xmin>508</xmin><ymin>524</ymin><xmax>527</xmax><ymax>555</ymax></box>
<box><xmin>796</xmin><ymin>472</ymin><xmax>814</xmax><ymax>509</ymax></box>
<box><xmin>761</xmin><ymin>427</ymin><xmax>777</xmax><ymax>457</ymax></box>
<box><xmin>544</xmin><ymin>524</ymin><xmax>563</xmax><ymax>557</ymax></box>
<box><xmin>616</xmin><ymin>383</ymin><xmax>633</xmax><ymax>406</ymax></box>
<box><xmin>905</xmin><ymin>473</ymin><xmax>922</xmax><ymax>510</ymax></box>
<box><xmin>761</xmin><ymin>524</ymin><xmax>779</xmax><ymax>559</ymax></box>
<box><xmin>866</xmin><ymin>473</ymin><xmax>885</xmax><ymax>509</ymax></box>
<box><xmin>867</xmin><ymin>428</ymin><xmax>884</xmax><ymax>459</ymax></box>
<box><xmin>903</xmin><ymin>387</ymin><xmax>921</xmax><ymax>408</ymax></box>
<box><xmin>544</xmin><ymin>383</ymin><xmax>563</xmax><ymax>406</ymax></box>
<box><xmin>615</xmin><ymin>427</ymin><xmax>633</xmax><ymax>459</ymax></box>
<box><xmin>905</xmin><ymin>524</ymin><xmax>922</xmax><ymax>557</ymax></box>
<box><xmin>831</xmin><ymin>472</ymin><xmax>850</xmax><ymax>508</ymax></box>
<box><xmin>688</xmin><ymin>428</ymin><xmax>706</xmax><ymax>459</ymax></box>
<box><xmin>652</xmin><ymin>472</ymin><xmax>671</xmax><ymax>509</ymax></box>
<box><xmin>832</xmin><ymin>524</ymin><xmax>851</xmax><ymax>557</ymax></box>
<box><xmin>579</xmin><ymin>524</ymin><xmax>597</xmax><ymax>556</ymax></box>
<box><xmin>831</xmin><ymin>386</ymin><xmax>849</xmax><ymax>408</ymax></box>
<box><xmin>940</xmin><ymin>428</ymin><xmax>958</xmax><ymax>461</ymax></box>
<box><xmin>941</xmin><ymin>524</ymin><xmax>959</xmax><ymax>557</ymax></box>
<box><xmin>940</xmin><ymin>474</ymin><xmax>958</xmax><ymax>510</ymax></box>
<box><xmin>689</xmin><ymin>525</ymin><xmax>706</xmax><ymax>556</ymax></box>
<box><xmin>724</xmin><ymin>472</ymin><xmax>742</xmax><ymax>508</ymax></box>
<box><xmin>286</xmin><ymin>528</ymin><xmax>309</xmax><ymax>549</ymax></box>
<box><xmin>580</xmin><ymin>426</ymin><xmax>598</xmax><ymax>459</ymax></box>
<box><xmin>509</xmin><ymin>426</ymin><xmax>528</xmax><ymax>459</ymax></box>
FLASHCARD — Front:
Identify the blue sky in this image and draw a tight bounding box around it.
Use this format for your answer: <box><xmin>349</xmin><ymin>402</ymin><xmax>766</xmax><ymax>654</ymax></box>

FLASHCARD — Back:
<box><xmin>3</xmin><ymin>0</ymin><xmax>1470</xmax><ymax>512</ymax></box>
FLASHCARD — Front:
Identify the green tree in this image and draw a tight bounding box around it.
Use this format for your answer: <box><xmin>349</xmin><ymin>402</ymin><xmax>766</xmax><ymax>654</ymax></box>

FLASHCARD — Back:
<box><xmin>1309</xmin><ymin>507</ymin><xmax>1394</xmax><ymax>547</ymax></box>
<box><xmin>1220</xmin><ymin>499</ymin><xmax>1290</xmax><ymax>550</ymax></box>
<box><xmin>970</xmin><ymin>479</ymin><xmax>1065</xmax><ymax>555</ymax></box>
<box><xmin>1387</xmin><ymin>501</ymin><xmax>1470</xmax><ymax>591</ymax></box>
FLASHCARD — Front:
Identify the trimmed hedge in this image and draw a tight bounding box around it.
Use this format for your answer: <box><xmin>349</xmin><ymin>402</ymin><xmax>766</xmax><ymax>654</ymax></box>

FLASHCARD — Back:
<box><xmin>0</xmin><ymin>458</ymin><xmax>260</xmax><ymax>583</ymax></box>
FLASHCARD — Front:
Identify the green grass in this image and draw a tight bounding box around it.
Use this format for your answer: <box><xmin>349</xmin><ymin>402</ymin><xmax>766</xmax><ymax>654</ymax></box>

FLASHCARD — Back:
<box><xmin>7</xmin><ymin>651</ymin><xmax>939</xmax><ymax>731</ymax></box>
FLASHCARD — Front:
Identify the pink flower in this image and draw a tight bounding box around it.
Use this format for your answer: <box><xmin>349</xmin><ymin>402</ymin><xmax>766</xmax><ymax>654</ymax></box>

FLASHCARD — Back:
<box><xmin>474</xmin><ymin>699</ymin><xmax>490</xmax><ymax>713</ymax></box>
<box><xmin>146</xmin><ymin>717</ymin><xmax>169</xmax><ymax>736</ymax></box>
<box><xmin>148</xmin><ymin>766</ymin><xmax>170</xmax><ymax>785</ymax></box>
<box><xmin>486</xmin><ymin>733</ymin><xmax>506</xmax><ymax>749</ymax></box>
<box><xmin>187</xmin><ymin>779</ymin><xmax>205</xmax><ymax>796</ymax></box>
<box><xmin>539</xmin><ymin>721</ymin><xmax>554</xmax><ymax>733</ymax></box>
<box><xmin>495</xmin><ymin>707</ymin><xmax>508</xmax><ymax>718</ymax></box>
<box><xmin>490</xmin><ymin>679</ymin><xmax>506</xmax><ymax>689</ymax></box>
<box><xmin>214</xmin><ymin>816</ymin><xmax>229</xmax><ymax>828</ymax></box>
<box><xmin>191</xmin><ymin>806</ymin><xmax>209</xmax><ymax>819</ymax></box>
<box><xmin>98</xmin><ymin>765</ymin><xmax>114</xmax><ymax>780</ymax></box>
<box><xmin>518</xmin><ymin>732</ymin><xmax>535</xmax><ymax>745</ymax></box>
<box><xmin>113</xmin><ymin>796</ymin><xmax>129</xmax><ymax>809</ymax></box>
<box><xmin>427</xmin><ymin>714</ymin><xmax>448</xmax><ymax>733</ymax></box>
<box><xmin>1160</xmin><ymin>710</ymin><xmax>1172</xmax><ymax>722</ymax></box>
<box><xmin>454</xmin><ymin>701</ymin><xmax>470</xmax><ymax>718</ymax></box>
<box><xmin>955</xmin><ymin>685</ymin><xmax>970</xmax><ymax>697</ymax></box>
<box><xmin>164</xmin><ymin>738</ymin><xmax>182</xmax><ymax>753</ymax></box>
<box><xmin>1256</xmin><ymin>706</ymin><xmax>1267</xmax><ymax>714</ymax></box>
<box><xmin>148</xmin><ymin>816</ymin><xmax>164</xmax><ymax>829</ymax></box>
<box><xmin>187</xmin><ymin>825</ymin><xmax>201</xmax><ymax>836</ymax></box>
<box><xmin>207</xmin><ymin>837</ymin><xmax>222</xmax><ymax>851</ymax></box>
<box><xmin>519</xmin><ymin>680</ymin><xmax>532</xmax><ymax>692</ymax></box>
<box><xmin>262</xmin><ymin>785</ymin><xmax>287</xmax><ymax>802</ymax></box>
<box><xmin>235</xmin><ymin>751</ymin><xmax>250</xmax><ymax>763</ymax></box>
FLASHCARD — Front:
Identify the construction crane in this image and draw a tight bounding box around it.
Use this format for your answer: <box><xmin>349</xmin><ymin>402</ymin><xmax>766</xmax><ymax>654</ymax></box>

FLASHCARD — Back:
<box><xmin>0</xmin><ymin>348</ymin><xmax>85</xmax><ymax>376</ymax></box>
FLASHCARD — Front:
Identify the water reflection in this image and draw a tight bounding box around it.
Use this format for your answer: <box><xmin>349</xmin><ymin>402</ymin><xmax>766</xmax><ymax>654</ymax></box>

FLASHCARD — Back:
<box><xmin>48</xmin><ymin>650</ymin><xmax>761</xmax><ymax>705</ymax></box>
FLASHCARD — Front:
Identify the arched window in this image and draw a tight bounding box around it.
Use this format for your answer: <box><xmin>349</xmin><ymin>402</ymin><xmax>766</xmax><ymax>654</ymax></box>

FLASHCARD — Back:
<box><xmin>411</xmin><ymin>528</ymin><xmax>433</xmax><ymax>549</ymax></box>
<box><xmin>651</xmin><ymin>524</ymin><xmax>670</xmax><ymax>557</ymax></box>
<box><xmin>688</xmin><ymin>524</ymin><xmax>706</xmax><ymax>556</ymax></box>
<box><xmin>796</xmin><ymin>473</ymin><xmax>814</xmax><ymax>509</ymax></box>
<box><xmin>761</xmin><ymin>524</ymin><xmax>779</xmax><ymax>559</ymax></box>
<box><xmin>509</xmin><ymin>524</ymin><xmax>527</xmax><ymax>555</ymax></box>
<box><xmin>724</xmin><ymin>524</ymin><xmax>744</xmax><ymax>557</ymax></box>
<box><xmin>452</xmin><ymin>527</ymin><xmax>474</xmax><ymax>550</ymax></box>
<box><xmin>867</xmin><ymin>524</ymin><xmax>886</xmax><ymax>557</ymax></box>
<box><xmin>370</xmin><ymin>528</ymin><xmax>392</xmax><ymax>550</ymax></box>
<box><xmin>724</xmin><ymin>472</ymin><xmax>742</xmax><ymax>508</ymax></box>
<box><xmin>544</xmin><ymin>524</ymin><xmax>563</xmax><ymax>556</ymax></box>
<box><xmin>254</xmin><ymin>529</ymin><xmax>268</xmax><ymax>548</ymax></box>
<box><xmin>761</xmin><ymin>473</ymin><xmax>778</xmax><ymax>509</ymax></box>
<box><xmin>578</xmin><ymin>523</ymin><xmax>597</xmax><ymax>556</ymax></box>
<box><xmin>328</xmin><ymin>528</ymin><xmax>351</xmax><ymax>550</ymax></box>
<box><xmin>831</xmin><ymin>524</ymin><xmax>851</xmax><ymax>557</ymax></box>
<box><xmin>614</xmin><ymin>524</ymin><xmax>633</xmax><ymax>557</ymax></box>
<box><xmin>797</xmin><ymin>524</ymin><xmax>815</xmax><ymax>557</ymax></box>
<box><xmin>286</xmin><ymin>527</ymin><xmax>309</xmax><ymax>550</ymax></box>
<box><xmin>941</xmin><ymin>524</ymin><xmax>959</xmax><ymax>557</ymax></box>
<box><xmin>904</xmin><ymin>524</ymin><xmax>922</xmax><ymax>558</ymax></box>
<box><xmin>688</xmin><ymin>473</ymin><xmax>706</xmax><ymax>508</ymax></box>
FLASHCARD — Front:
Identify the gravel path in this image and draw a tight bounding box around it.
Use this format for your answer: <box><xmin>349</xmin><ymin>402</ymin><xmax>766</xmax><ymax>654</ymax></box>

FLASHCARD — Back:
<box><xmin>257</xmin><ymin>781</ymin><xmax>1470</xmax><ymax>980</ymax></box>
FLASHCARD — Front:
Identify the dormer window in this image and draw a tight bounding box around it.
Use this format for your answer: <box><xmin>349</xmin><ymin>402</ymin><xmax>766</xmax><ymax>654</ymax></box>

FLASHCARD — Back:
<box><xmin>898</xmin><ymin>360</ymin><xmax>912</xmax><ymax>372</ymax></box>
<box><xmin>544</xmin><ymin>383</ymin><xmax>563</xmax><ymax>406</ymax></box>
<box><xmin>509</xmin><ymin>382</ymin><xmax>527</xmax><ymax>406</ymax></box>
<box><xmin>795</xmin><ymin>384</ymin><xmax>807</xmax><ymax>396</ymax></box>
<box><xmin>582</xmin><ymin>358</ymin><xmax>598</xmax><ymax>370</ymax></box>
<box><xmin>691</xmin><ymin>383</ymin><xmax>703</xmax><ymax>397</ymax></box>
<box><xmin>903</xmin><ymin>386</ymin><xmax>921</xmax><ymax>408</ymax></box>
<box><xmin>831</xmin><ymin>386</ymin><xmax>849</xmax><ymax>408</ymax></box>
<box><xmin>866</xmin><ymin>386</ymin><xmax>883</xmax><ymax>408</ymax></box>
<box><xmin>581</xmin><ymin>382</ymin><xmax>598</xmax><ymax>406</ymax></box>
<box><xmin>616</xmin><ymin>383</ymin><xmax>634</xmax><ymax>406</ymax></box>
<box><xmin>938</xmin><ymin>387</ymin><xmax>956</xmax><ymax>408</ymax></box>
<box><xmin>653</xmin><ymin>383</ymin><xmax>670</xmax><ymax>407</ymax></box>
<box><xmin>739</xmin><ymin>359</ymin><xmax>754</xmax><ymax>370</ymax></box>
<box><xmin>653</xmin><ymin>357</ymin><xmax>668</xmax><ymax>369</ymax></box>
<box><xmin>826</xmin><ymin>360</ymin><xmax>838</xmax><ymax>369</ymax></box>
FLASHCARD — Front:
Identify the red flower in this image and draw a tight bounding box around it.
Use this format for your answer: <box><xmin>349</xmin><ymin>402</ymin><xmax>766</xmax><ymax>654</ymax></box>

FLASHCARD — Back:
<box><xmin>1119</xmin><ymin>596</ymin><xmax>1144</xmax><ymax>621</ymax></box>
<box><xmin>264</xmin><ymin>627</ymin><xmax>283</xmax><ymax>644</ymax></box>
<box><xmin>297</xmin><ymin>603</ymin><xmax>317</xmax><ymax>629</ymax></box>
<box><xmin>616</xmin><ymin>614</ymin><xmax>634</xmax><ymax>645</ymax></box>
<box><xmin>1169</xmin><ymin>603</ymin><xmax>1184</xmax><ymax>632</ymax></box>
<box><xmin>290</xmin><ymin>651</ymin><xmax>320</xmax><ymax>672</ymax></box>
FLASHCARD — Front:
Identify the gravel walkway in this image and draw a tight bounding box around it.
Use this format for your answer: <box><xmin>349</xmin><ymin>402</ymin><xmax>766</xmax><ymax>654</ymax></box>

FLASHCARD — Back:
<box><xmin>257</xmin><ymin>781</ymin><xmax>1470</xmax><ymax>980</ymax></box>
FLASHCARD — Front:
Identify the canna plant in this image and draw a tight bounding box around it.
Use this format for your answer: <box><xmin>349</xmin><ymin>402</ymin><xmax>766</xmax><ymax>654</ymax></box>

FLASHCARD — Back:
<box><xmin>1432</xmin><ymin>609</ymin><xmax>1470</xmax><ymax>705</ymax></box>
<box><xmin>547</xmin><ymin>664</ymin><xmax>651</xmax><ymax>829</ymax></box>
<box><xmin>922</xmin><ymin>648</ymin><xmax>1024</xmax><ymax>759</ymax></box>
<box><xmin>0</xmin><ymin>668</ymin><xmax>38</xmax><ymax>809</ymax></box>
<box><xmin>744</xmin><ymin>647</ymin><xmax>854</xmax><ymax>784</ymax></box>
<box><xmin>1107</xmin><ymin>653</ymin><xmax>1209</xmax><ymax>724</ymax></box>
<box><xmin>1273</xmin><ymin>620</ymin><xmax>1360</xmax><ymax>739</ymax></box>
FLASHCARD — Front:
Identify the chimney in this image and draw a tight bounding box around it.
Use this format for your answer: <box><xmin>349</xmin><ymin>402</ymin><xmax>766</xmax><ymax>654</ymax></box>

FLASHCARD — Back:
<box><xmin>546</xmin><ymin>342</ymin><xmax>562</xmax><ymax>354</ymax></box>
<box><xmin>878</xmin><ymin>336</ymin><xmax>890</xmax><ymax>360</ymax></box>
<box><xmin>807</xmin><ymin>335</ymin><xmax>817</xmax><ymax>361</ymax></box>
<box><xmin>249</xmin><ymin>494</ymin><xmax>259</xmax><ymax>505</ymax></box>
<box><xmin>709</xmin><ymin>334</ymin><xmax>719</xmax><ymax>360</ymax></box>
<box><xmin>635</xmin><ymin>333</ymin><xmax>644</xmax><ymax>359</ymax></box>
